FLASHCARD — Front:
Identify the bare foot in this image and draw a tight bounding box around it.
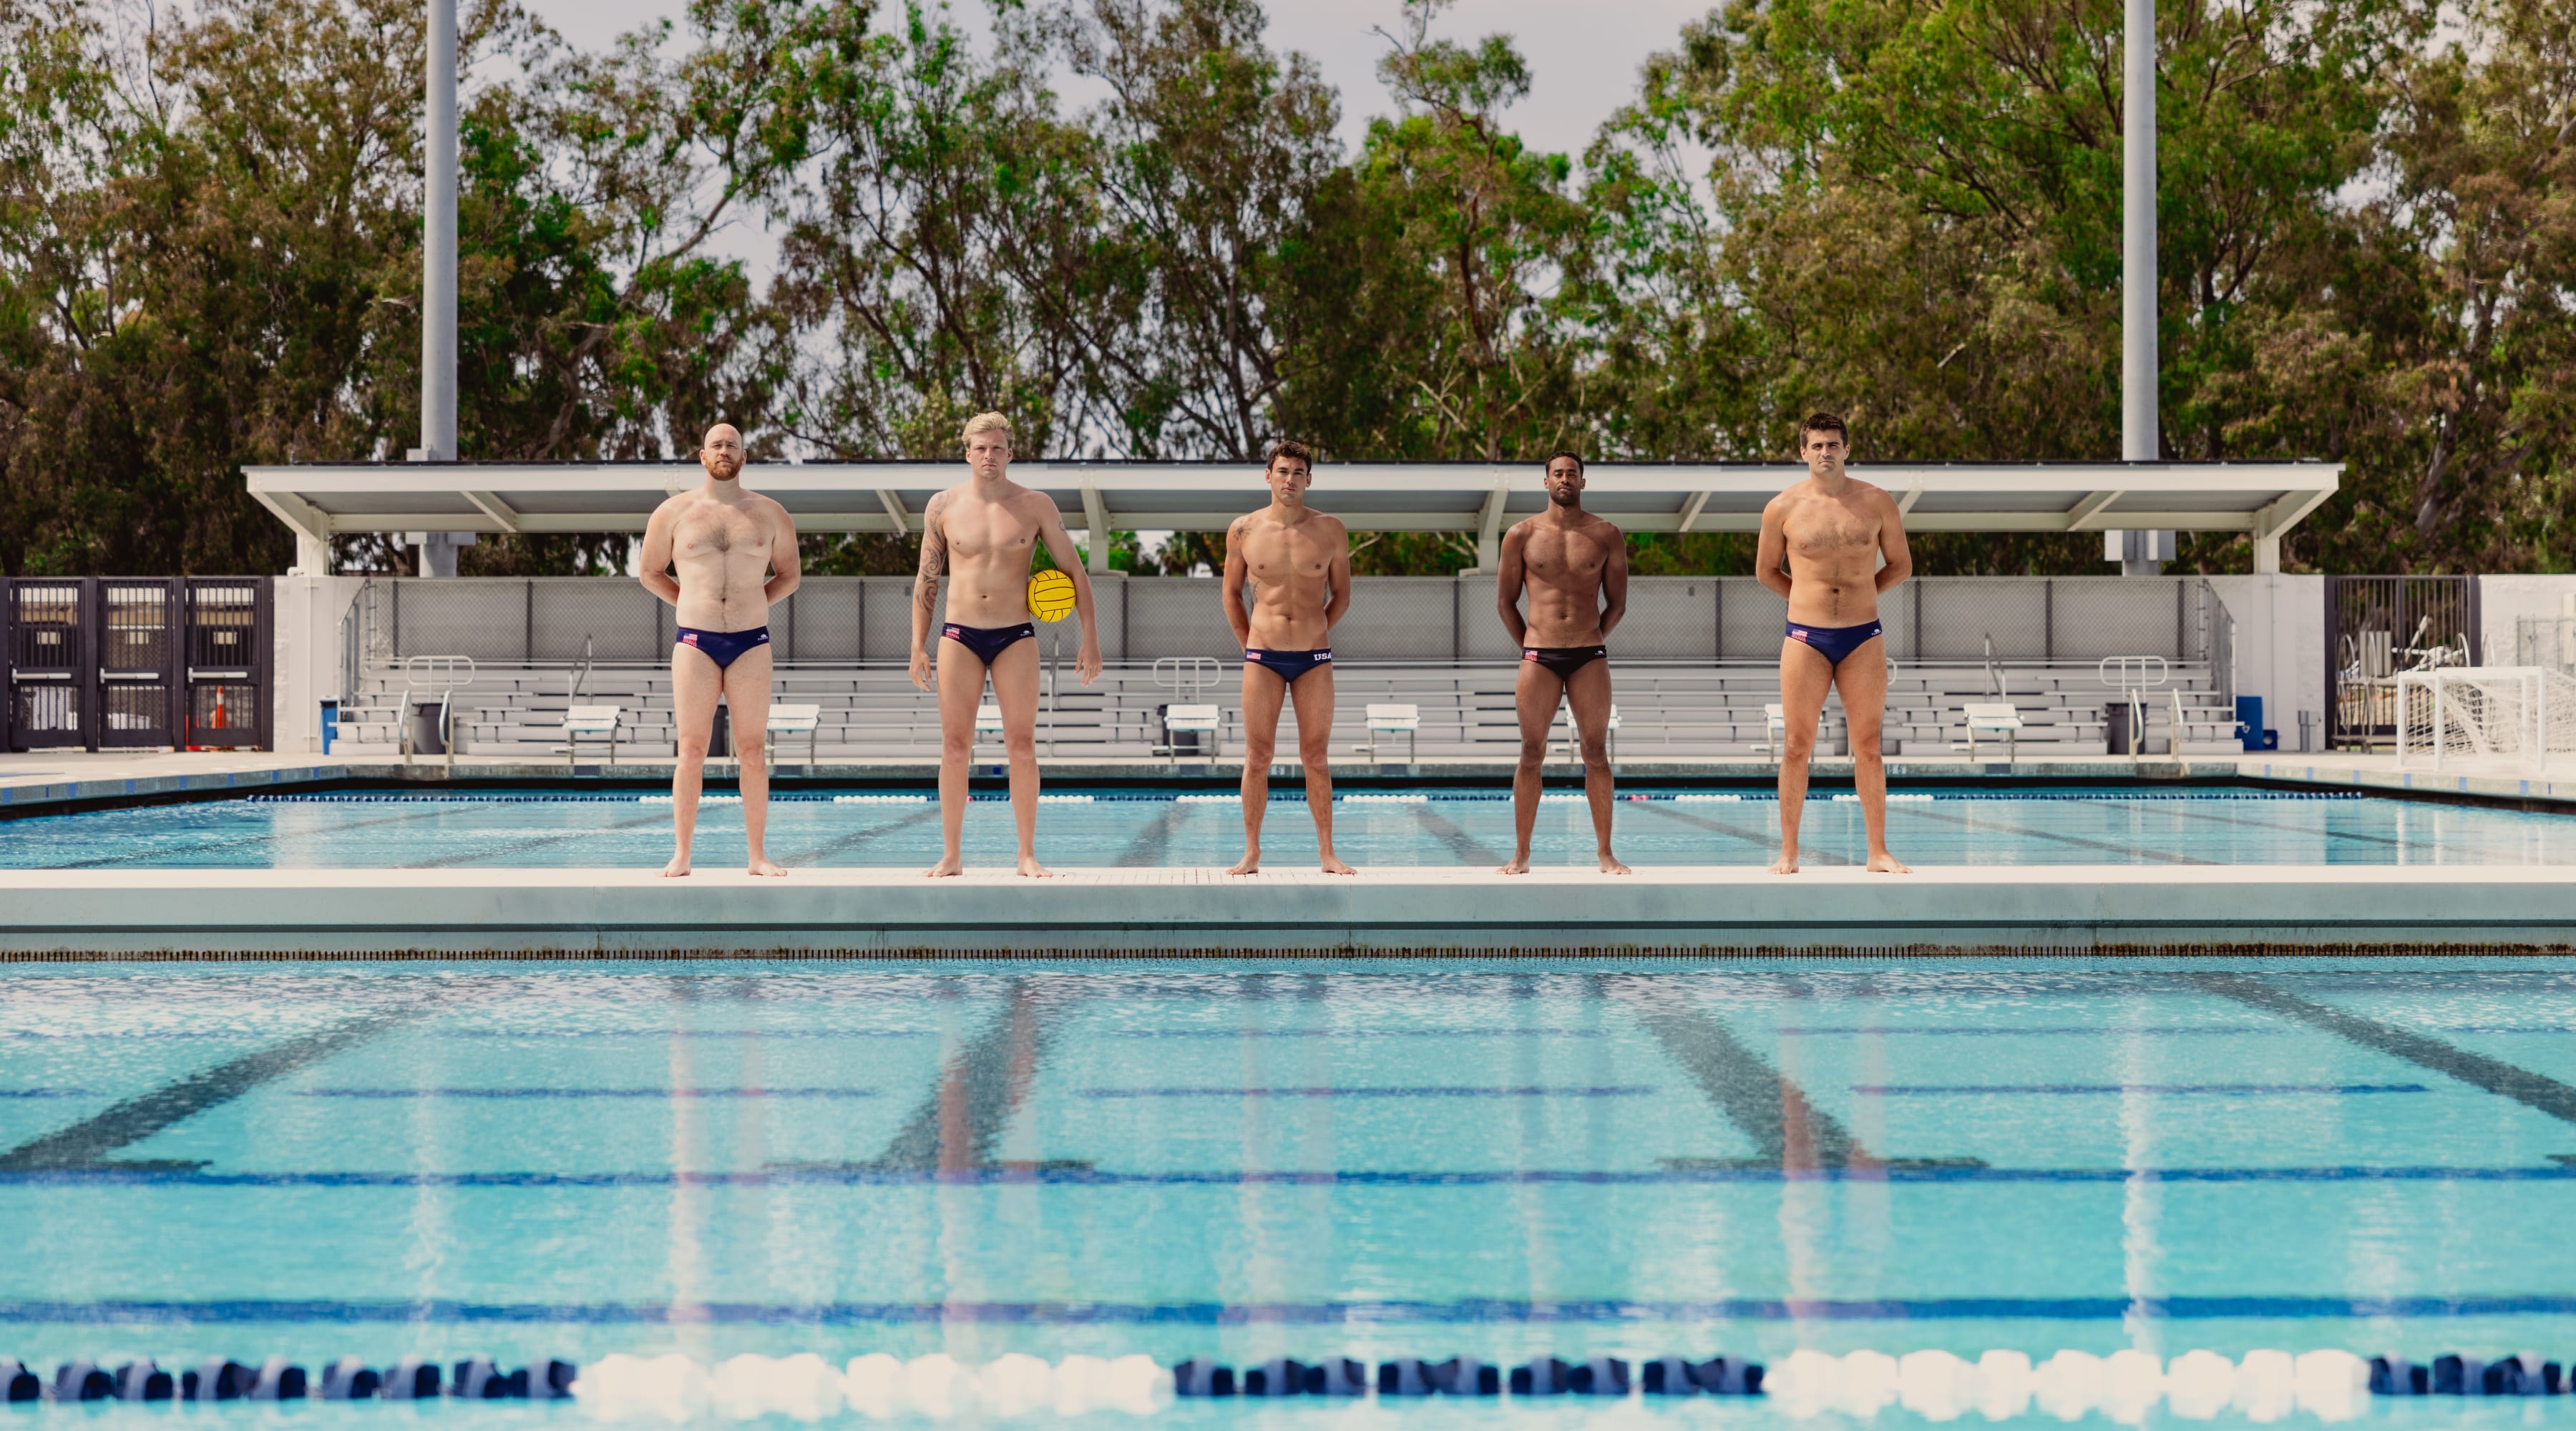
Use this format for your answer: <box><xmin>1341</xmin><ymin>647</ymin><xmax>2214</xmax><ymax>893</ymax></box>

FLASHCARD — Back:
<box><xmin>1229</xmin><ymin>851</ymin><xmax>1261</xmax><ymax>875</ymax></box>
<box><xmin>662</xmin><ymin>854</ymin><xmax>691</xmax><ymax>878</ymax></box>
<box><xmin>1319</xmin><ymin>854</ymin><xmax>1357</xmax><ymax>875</ymax></box>
<box><xmin>924</xmin><ymin>855</ymin><xmax>963</xmax><ymax>879</ymax></box>
<box><xmin>1501</xmin><ymin>856</ymin><xmax>1531</xmax><ymax>875</ymax></box>
<box><xmin>1867</xmin><ymin>851</ymin><xmax>1912</xmax><ymax>873</ymax></box>
<box><xmin>748</xmin><ymin>856</ymin><xmax>786</xmax><ymax>877</ymax></box>
<box><xmin>1770</xmin><ymin>852</ymin><xmax>1800</xmax><ymax>874</ymax></box>
<box><xmin>1017</xmin><ymin>854</ymin><xmax>1055</xmax><ymax>878</ymax></box>
<box><xmin>1599</xmin><ymin>852</ymin><xmax>1632</xmax><ymax>875</ymax></box>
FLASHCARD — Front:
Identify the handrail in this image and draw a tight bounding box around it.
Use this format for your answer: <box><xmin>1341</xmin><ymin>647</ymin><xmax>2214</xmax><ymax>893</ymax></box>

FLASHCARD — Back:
<box><xmin>2099</xmin><ymin>656</ymin><xmax>2165</xmax><ymax>763</ymax></box>
<box><xmin>1152</xmin><ymin>655</ymin><xmax>1220</xmax><ymax>699</ymax></box>
<box><xmin>570</xmin><ymin>635</ymin><xmax>594</xmax><ymax>700</ymax></box>
<box><xmin>401</xmin><ymin>655</ymin><xmax>476</xmax><ymax>769</ymax></box>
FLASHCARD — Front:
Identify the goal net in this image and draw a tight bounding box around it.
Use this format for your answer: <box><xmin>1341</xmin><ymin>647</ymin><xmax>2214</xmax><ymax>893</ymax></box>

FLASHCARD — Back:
<box><xmin>2397</xmin><ymin>667</ymin><xmax>2576</xmax><ymax>772</ymax></box>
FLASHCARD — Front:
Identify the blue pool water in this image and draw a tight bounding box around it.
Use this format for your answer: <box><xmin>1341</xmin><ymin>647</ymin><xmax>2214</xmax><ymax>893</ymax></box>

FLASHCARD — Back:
<box><xmin>5</xmin><ymin>959</ymin><xmax>2576</xmax><ymax>1425</ymax></box>
<box><xmin>6</xmin><ymin>785</ymin><xmax>2575</xmax><ymax>869</ymax></box>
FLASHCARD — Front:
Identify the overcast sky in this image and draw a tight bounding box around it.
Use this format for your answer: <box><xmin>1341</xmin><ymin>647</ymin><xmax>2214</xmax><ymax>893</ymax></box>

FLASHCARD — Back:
<box><xmin>517</xmin><ymin>0</ymin><xmax>1717</xmax><ymax>160</ymax></box>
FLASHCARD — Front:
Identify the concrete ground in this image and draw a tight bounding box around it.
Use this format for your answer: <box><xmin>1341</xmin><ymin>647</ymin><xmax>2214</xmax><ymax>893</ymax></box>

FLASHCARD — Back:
<box><xmin>4</xmin><ymin>861</ymin><xmax>2570</xmax><ymax>954</ymax></box>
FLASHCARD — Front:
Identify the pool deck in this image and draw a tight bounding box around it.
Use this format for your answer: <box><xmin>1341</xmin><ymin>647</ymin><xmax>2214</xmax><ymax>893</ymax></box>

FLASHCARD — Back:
<box><xmin>3</xmin><ymin>863</ymin><xmax>2569</xmax><ymax>954</ymax></box>
<box><xmin>12</xmin><ymin>748</ymin><xmax>2576</xmax><ymax>811</ymax></box>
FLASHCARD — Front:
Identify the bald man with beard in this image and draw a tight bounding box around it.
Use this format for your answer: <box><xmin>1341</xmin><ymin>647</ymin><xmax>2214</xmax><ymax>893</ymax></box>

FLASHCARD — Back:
<box><xmin>640</xmin><ymin>423</ymin><xmax>801</xmax><ymax>877</ymax></box>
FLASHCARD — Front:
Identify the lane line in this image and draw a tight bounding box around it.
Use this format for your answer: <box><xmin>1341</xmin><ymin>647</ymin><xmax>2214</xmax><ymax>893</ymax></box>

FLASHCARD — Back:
<box><xmin>833</xmin><ymin>981</ymin><xmax>1082</xmax><ymax>1173</ymax></box>
<box><xmin>1072</xmin><ymin>1085</ymin><xmax>1657</xmax><ymax>1098</ymax></box>
<box><xmin>785</xmin><ymin>804</ymin><xmax>942</xmax><ymax>866</ymax></box>
<box><xmin>0</xmin><ymin>1294</ymin><xmax>2567</xmax><ymax>1324</ymax></box>
<box><xmin>1853</xmin><ymin>1083</ymin><xmax>2428</xmax><ymax>1095</ymax></box>
<box><xmin>1634</xmin><ymin>801</ymin><xmax>1856</xmax><ymax>864</ymax></box>
<box><xmin>0</xmin><ymin>1163</ymin><xmax>2569</xmax><ymax>1187</ymax></box>
<box><xmin>2190</xmin><ymin>972</ymin><xmax>2576</xmax><ymax>1125</ymax></box>
<box><xmin>1406</xmin><ymin>802</ymin><xmax>1508</xmax><ymax>866</ymax></box>
<box><xmin>290</xmin><ymin>1087</ymin><xmax>882</xmax><ymax>1100</ymax></box>
<box><xmin>1603</xmin><ymin>976</ymin><xmax>1890</xmax><ymax>1171</ymax></box>
<box><xmin>1114</xmin><ymin>801</ymin><xmax>1196</xmax><ymax>867</ymax></box>
<box><xmin>404</xmin><ymin>811</ymin><xmax>670</xmax><ymax>869</ymax></box>
<box><xmin>0</xmin><ymin>1008</ymin><xmax>429</xmax><ymax>1172</ymax></box>
<box><xmin>1895</xmin><ymin>806</ymin><xmax>2218</xmax><ymax>865</ymax></box>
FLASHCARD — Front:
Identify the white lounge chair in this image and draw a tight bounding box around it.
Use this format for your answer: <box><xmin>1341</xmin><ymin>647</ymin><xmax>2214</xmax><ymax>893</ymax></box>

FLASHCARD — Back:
<box><xmin>1762</xmin><ymin>702</ymin><xmax>1785</xmax><ymax>757</ymax></box>
<box><xmin>769</xmin><ymin>703</ymin><xmax>821</xmax><ymax>766</ymax></box>
<box><xmin>1159</xmin><ymin>703</ymin><xmax>1221</xmax><ymax>761</ymax></box>
<box><xmin>1552</xmin><ymin>702</ymin><xmax>1621</xmax><ymax>763</ymax></box>
<box><xmin>1960</xmin><ymin>701</ymin><xmax>2023</xmax><ymax>763</ymax></box>
<box><xmin>1365</xmin><ymin>703</ymin><xmax>1420</xmax><ymax>763</ymax></box>
<box><xmin>559</xmin><ymin>704</ymin><xmax>622</xmax><ymax>766</ymax></box>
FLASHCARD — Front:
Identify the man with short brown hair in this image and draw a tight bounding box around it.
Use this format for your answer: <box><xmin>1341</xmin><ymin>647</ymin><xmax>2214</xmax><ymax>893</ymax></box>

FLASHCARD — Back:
<box><xmin>1758</xmin><ymin>411</ymin><xmax>1912</xmax><ymax>874</ymax></box>
<box><xmin>1221</xmin><ymin>439</ymin><xmax>1355</xmax><ymax>875</ymax></box>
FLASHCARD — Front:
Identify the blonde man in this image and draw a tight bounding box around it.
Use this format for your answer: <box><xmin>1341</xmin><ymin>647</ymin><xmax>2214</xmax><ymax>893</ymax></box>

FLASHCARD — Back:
<box><xmin>910</xmin><ymin>413</ymin><xmax>1103</xmax><ymax>876</ymax></box>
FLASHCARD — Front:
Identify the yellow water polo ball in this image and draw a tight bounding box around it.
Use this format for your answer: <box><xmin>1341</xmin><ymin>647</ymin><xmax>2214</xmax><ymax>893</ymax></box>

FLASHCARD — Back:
<box><xmin>1028</xmin><ymin>568</ymin><xmax>1078</xmax><ymax>622</ymax></box>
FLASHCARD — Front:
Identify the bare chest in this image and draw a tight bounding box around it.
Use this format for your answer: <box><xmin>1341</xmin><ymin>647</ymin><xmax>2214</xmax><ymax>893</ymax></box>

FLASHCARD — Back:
<box><xmin>1785</xmin><ymin>500</ymin><xmax>1878</xmax><ymax>557</ymax></box>
<box><xmin>1244</xmin><ymin>523</ymin><xmax>1332</xmax><ymax>582</ymax></box>
<box><xmin>1523</xmin><ymin>526</ymin><xmax>1610</xmax><ymax>581</ymax></box>
<box><xmin>942</xmin><ymin>499</ymin><xmax>1040</xmax><ymax>562</ymax></box>
<box><xmin>675</xmin><ymin>504</ymin><xmax>772</xmax><ymax>560</ymax></box>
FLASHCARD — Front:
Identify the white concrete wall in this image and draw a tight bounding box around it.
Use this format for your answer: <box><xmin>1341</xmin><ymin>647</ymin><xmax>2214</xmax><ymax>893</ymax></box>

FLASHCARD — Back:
<box><xmin>2479</xmin><ymin>574</ymin><xmax>2576</xmax><ymax>668</ymax></box>
<box><xmin>270</xmin><ymin>576</ymin><xmax>367</xmax><ymax>753</ymax></box>
<box><xmin>2207</xmin><ymin>575</ymin><xmax>2326</xmax><ymax>749</ymax></box>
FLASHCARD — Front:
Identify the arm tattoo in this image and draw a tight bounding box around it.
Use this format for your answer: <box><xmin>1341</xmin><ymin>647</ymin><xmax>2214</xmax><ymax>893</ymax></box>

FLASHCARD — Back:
<box><xmin>913</xmin><ymin>509</ymin><xmax>945</xmax><ymax>612</ymax></box>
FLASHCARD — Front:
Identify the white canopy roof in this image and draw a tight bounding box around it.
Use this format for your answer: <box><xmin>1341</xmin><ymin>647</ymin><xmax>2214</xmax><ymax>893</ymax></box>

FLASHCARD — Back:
<box><xmin>248</xmin><ymin>459</ymin><xmax>2338</xmax><ymax>552</ymax></box>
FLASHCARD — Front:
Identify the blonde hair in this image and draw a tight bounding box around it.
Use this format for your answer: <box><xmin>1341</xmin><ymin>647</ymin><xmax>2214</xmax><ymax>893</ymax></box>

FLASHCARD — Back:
<box><xmin>962</xmin><ymin>412</ymin><xmax>1013</xmax><ymax>446</ymax></box>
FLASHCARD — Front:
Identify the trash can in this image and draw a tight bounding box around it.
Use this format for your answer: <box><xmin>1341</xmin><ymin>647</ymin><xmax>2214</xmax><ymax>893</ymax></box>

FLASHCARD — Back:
<box><xmin>2105</xmin><ymin>700</ymin><xmax>2134</xmax><ymax>756</ymax></box>
<box><xmin>408</xmin><ymin>700</ymin><xmax>446</xmax><ymax>756</ymax></box>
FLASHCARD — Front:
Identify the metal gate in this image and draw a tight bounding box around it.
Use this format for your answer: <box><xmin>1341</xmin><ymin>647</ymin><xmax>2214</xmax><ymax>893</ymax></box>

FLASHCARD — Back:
<box><xmin>2327</xmin><ymin>575</ymin><xmax>2479</xmax><ymax>751</ymax></box>
<box><xmin>99</xmin><ymin>579</ymin><xmax>180</xmax><ymax>748</ymax></box>
<box><xmin>2</xmin><ymin>577</ymin><xmax>269</xmax><ymax>751</ymax></box>
<box><xmin>5</xmin><ymin>581</ymin><xmax>87</xmax><ymax>750</ymax></box>
<box><xmin>184</xmin><ymin>579</ymin><xmax>270</xmax><ymax>749</ymax></box>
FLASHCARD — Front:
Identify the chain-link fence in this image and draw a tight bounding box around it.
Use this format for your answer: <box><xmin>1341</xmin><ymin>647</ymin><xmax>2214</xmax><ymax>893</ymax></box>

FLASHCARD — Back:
<box><xmin>341</xmin><ymin>574</ymin><xmax>2233</xmax><ymax>674</ymax></box>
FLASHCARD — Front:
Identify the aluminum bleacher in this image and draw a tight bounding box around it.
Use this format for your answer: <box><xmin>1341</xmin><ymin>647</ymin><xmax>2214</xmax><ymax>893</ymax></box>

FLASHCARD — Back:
<box><xmin>333</xmin><ymin>657</ymin><xmax>2240</xmax><ymax>761</ymax></box>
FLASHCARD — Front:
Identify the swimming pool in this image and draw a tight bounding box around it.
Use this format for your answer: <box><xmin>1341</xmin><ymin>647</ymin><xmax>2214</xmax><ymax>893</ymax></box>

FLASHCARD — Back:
<box><xmin>9</xmin><ymin>785</ymin><xmax>2575</xmax><ymax>870</ymax></box>
<box><xmin>4</xmin><ymin>958</ymin><xmax>2576</xmax><ymax>1424</ymax></box>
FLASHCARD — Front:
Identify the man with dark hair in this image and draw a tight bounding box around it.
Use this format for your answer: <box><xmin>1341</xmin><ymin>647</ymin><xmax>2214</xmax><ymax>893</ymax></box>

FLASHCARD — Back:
<box><xmin>1757</xmin><ymin>411</ymin><xmax>1912</xmax><ymax>874</ymax></box>
<box><xmin>1496</xmin><ymin>449</ymin><xmax>1630</xmax><ymax>875</ymax></box>
<box><xmin>1222</xmin><ymin>439</ymin><xmax>1355</xmax><ymax>874</ymax></box>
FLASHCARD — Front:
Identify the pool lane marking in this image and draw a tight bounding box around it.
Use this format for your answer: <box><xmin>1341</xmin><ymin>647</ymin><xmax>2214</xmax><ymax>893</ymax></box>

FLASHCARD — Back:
<box><xmin>1404</xmin><ymin>801</ymin><xmax>1508</xmax><ymax>866</ymax></box>
<box><xmin>1073</xmin><ymin>1085</ymin><xmax>1656</xmax><ymax>1098</ymax></box>
<box><xmin>1604</xmin><ymin>977</ymin><xmax>1889</xmax><ymax>1172</ymax></box>
<box><xmin>0</xmin><ymin>1007</ymin><xmax>430</xmax><ymax>1173</ymax></box>
<box><xmin>1</xmin><ymin>1292</ymin><xmax>2570</xmax><ymax>1324</ymax></box>
<box><xmin>290</xmin><ymin>1087</ymin><xmax>882</xmax><ymax>1099</ymax></box>
<box><xmin>784</xmin><ymin>803</ymin><xmax>943</xmax><ymax>866</ymax></box>
<box><xmin>1854</xmin><ymin>1083</ymin><xmax>2429</xmax><ymax>1095</ymax></box>
<box><xmin>1114</xmin><ymin>801</ymin><xmax>1197</xmax><ymax>867</ymax></box>
<box><xmin>9</xmin><ymin>1162</ymin><xmax>2576</xmax><ymax>1187</ymax></box>
<box><xmin>1890</xmin><ymin>806</ymin><xmax>2219</xmax><ymax>865</ymax></box>
<box><xmin>36</xmin><ymin>803</ymin><xmax>462</xmax><ymax>870</ymax></box>
<box><xmin>1782</xmin><ymin>1026</ymin><xmax>2272</xmax><ymax>1036</ymax></box>
<box><xmin>2192</xmin><ymin>972</ymin><xmax>2576</xmax><ymax>1125</ymax></box>
<box><xmin>1632</xmin><ymin>801</ymin><xmax>1858</xmax><ymax>865</ymax></box>
<box><xmin>815</xmin><ymin>980</ymin><xmax>1082</xmax><ymax>1173</ymax></box>
<box><xmin>401</xmin><ymin>810</ymin><xmax>673</xmax><ymax>869</ymax></box>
